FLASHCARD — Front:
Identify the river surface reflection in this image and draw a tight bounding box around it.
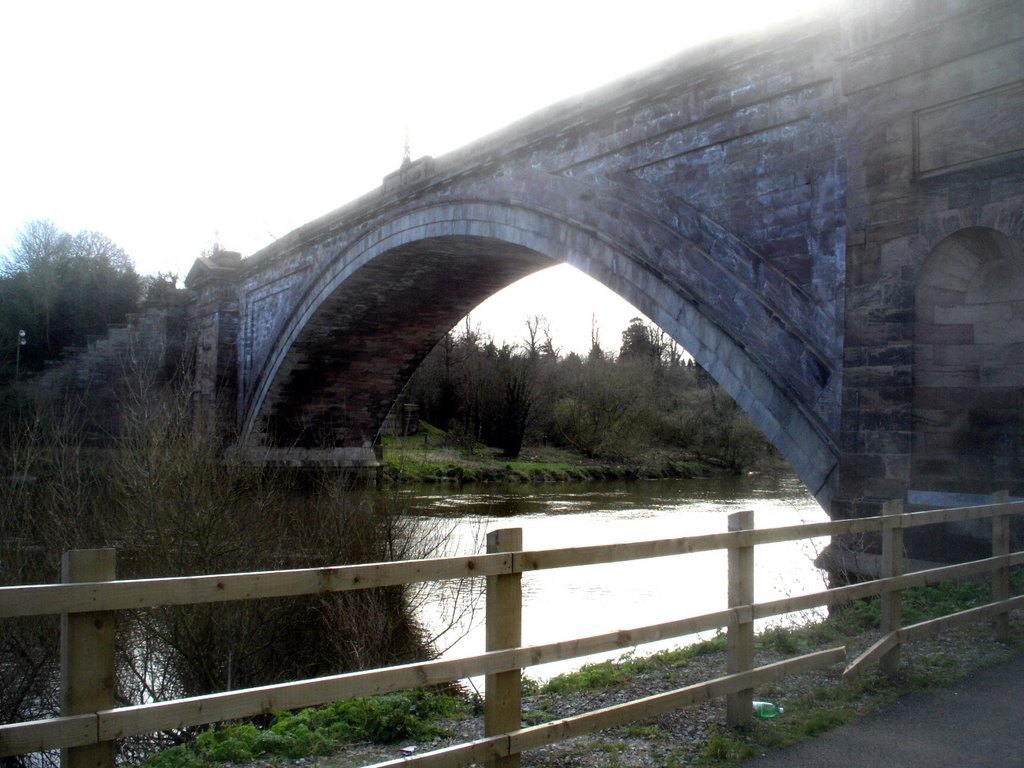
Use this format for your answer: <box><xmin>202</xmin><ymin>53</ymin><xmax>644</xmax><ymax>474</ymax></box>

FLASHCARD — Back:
<box><xmin>401</xmin><ymin>473</ymin><xmax>829</xmax><ymax>681</ymax></box>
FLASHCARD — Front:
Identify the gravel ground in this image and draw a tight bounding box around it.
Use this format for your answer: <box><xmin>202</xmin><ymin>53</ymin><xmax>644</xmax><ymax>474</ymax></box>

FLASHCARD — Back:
<box><xmin>230</xmin><ymin>614</ymin><xmax>1022</xmax><ymax>768</ymax></box>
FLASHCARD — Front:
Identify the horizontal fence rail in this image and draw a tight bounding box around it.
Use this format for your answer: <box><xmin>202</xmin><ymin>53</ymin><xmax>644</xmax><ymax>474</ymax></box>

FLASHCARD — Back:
<box><xmin>2</xmin><ymin>497</ymin><xmax>1022</xmax><ymax>767</ymax></box>
<box><xmin>0</xmin><ymin>554</ymin><xmax>515</xmax><ymax>619</ymax></box>
<box><xmin>5</xmin><ymin>501</ymin><xmax>1021</xmax><ymax>618</ymax></box>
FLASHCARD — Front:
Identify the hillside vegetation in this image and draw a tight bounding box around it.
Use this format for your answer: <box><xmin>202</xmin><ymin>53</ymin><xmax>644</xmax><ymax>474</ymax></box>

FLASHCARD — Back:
<box><xmin>400</xmin><ymin>316</ymin><xmax>772</xmax><ymax>475</ymax></box>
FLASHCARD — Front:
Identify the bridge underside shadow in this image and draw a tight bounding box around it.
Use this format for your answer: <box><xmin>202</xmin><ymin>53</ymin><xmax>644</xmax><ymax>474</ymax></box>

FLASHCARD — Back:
<box><xmin>256</xmin><ymin>237</ymin><xmax>553</xmax><ymax>449</ymax></box>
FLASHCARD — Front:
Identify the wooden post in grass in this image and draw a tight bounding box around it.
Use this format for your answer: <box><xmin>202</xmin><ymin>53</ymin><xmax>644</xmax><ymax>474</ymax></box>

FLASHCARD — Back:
<box><xmin>726</xmin><ymin>510</ymin><xmax>754</xmax><ymax>727</ymax></box>
<box><xmin>61</xmin><ymin>549</ymin><xmax>116</xmax><ymax>768</ymax></box>
<box><xmin>879</xmin><ymin>500</ymin><xmax>904</xmax><ymax>676</ymax></box>
<box><xmin>485</xmin><ymin>528</ymin><xmax>522</xmax><ymax>768</ymax></box>
<box><xmin>991</xmin><ymin>491</ymin><xmax>1010</xmax><ymax>641</ymax></box>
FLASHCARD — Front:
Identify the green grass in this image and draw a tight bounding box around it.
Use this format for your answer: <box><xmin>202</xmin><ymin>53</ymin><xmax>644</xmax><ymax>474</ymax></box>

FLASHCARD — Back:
<box><xmin>139</xmin><ymin>689</ymin><xmax>466</xmax><ymax>768</ymax></box>
<box><xmin>902</xmin><ymin>580</ymin><xmax>991</xmax><ymax>624</ymax></box>
<box><xmin>624</xmin><ymin>723</ymin><xmax>666</xmax><ymax>739</ymax></box>
<box><xmin>755</xmin><ymin>578</ymin><xmax>1011</xmax><ymax>654</ymax></box>
<box><xmin>381</xmin><ymin>423</ymin><xmax>711</xmax><ymax>484</ymax></box>
<box><xmin>698</xmin><ymin>731</ymin><xmax>759</xmax><ymax>763</ymax></box>
<box><xmin>541</xmin><ymin>635</ymin><xmax>729</xmax><ymax>695</ymax></box>
<box><xmin>689</xmin><ymin>671</ymin><xmax>909</xmax><ymax>766</ymax></box>
<box><xmin>543</xmin><ymin>659</ymin><xmax>630</xmax><ymax>694</ymax></box>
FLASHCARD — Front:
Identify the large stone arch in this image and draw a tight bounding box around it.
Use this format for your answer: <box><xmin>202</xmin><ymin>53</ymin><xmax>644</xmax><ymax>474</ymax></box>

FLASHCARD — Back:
<box><xmin>912</xmin><ymin>226</ymin><xmax>1024</xmax><ymax>497</ymax></box>
<box><xmin>243</xmin><ymin>171</ymin><xmax>840</xmax><ymax>506</ymax></box>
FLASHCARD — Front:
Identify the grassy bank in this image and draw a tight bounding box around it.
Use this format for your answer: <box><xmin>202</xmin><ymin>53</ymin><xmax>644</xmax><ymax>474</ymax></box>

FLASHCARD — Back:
<box><xmin>136</xmin><ymin>581</ymin><xmax>1023</xmax><ymax>768</ymax></box>
<box><xmin>382</xmin><ymin>425</ymin><xmax>717</xmax><ymax>485</ymax></box>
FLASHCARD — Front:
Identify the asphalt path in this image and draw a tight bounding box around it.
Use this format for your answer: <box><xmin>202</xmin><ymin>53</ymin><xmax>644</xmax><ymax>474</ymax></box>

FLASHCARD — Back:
<box><xmin>743</xmin><ymin>655</ymin><xmax>1024</xmax><ymax>767</ymax></box>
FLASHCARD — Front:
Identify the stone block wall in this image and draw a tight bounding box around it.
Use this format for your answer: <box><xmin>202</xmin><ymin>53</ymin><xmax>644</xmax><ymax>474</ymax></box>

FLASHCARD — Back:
<box><xmin>835</xmin><ymin>0</ymin><xmax>1024</xmax><ymax>516</ymax></box>
<box><xmin>33</xmin><ymin>304</ymin><xmax>187</xmax><ymax>443</ymax></box>
<box><xmin>185</xmin><ymin>252</ymin><xmax>242</xmax><ymax>433</ymax></box>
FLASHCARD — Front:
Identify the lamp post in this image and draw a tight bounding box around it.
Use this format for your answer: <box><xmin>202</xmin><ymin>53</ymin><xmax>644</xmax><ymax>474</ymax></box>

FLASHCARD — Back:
<box><xmin>15</xmin><ymin>329</ymin><xmax>25</xmax><ymax>381</ymax></box>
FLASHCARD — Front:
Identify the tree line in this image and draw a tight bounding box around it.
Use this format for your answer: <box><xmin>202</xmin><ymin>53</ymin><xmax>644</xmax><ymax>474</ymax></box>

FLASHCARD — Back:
<box><xmin>0</xmin><ymin>219</ymin><xmax>176</xmax><ymax>383</ymax></box>
<box><xmin>404</xmin><ymin>315</ymin><xmax>772</xmax><ymax>473</ymax></box>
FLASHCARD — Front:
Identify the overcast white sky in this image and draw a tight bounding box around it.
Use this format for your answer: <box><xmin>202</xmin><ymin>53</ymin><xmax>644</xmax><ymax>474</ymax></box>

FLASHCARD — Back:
<box><xmin>0</xmin><ymin>0</ymin><xmax>831</xmax><ymax>353</ymax></box>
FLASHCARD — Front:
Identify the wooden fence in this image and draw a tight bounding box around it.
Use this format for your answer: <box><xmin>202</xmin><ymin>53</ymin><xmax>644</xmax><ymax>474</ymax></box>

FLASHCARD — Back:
<box><xmin>1</xmin><ymin>497</ymin><xmax>1022</xmax><ymax>768</ymax></box>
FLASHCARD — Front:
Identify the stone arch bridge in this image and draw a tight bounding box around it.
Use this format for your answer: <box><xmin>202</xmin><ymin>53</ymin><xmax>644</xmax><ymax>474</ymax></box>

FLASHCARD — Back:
<box><xmin>182</xmin><ymin>0</ymin><xmax>1023</xmax><ymax>517</ymax></box>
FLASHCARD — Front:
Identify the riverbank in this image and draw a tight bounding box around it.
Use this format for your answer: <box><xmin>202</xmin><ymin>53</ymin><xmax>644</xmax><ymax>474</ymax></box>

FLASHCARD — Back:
<box><xmin>381</xmin><ymin>428</ymin><xmax>768</xmax><ymax>485</ymax></box>
<box><xmin>320</xmin><ymin>619</ymin><xmax>1022</xmax><ymax>768</ymax></box>
<box><xmin>144</xmin><ymin>584</ymin><xmax>1023</xmax><ymax>768</ymax></box>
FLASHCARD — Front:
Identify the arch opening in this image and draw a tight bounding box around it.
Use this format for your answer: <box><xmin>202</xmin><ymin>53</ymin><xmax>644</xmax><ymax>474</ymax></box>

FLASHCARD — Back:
<box><xmin>401</xmin><ymin>262</ymin><xmax>806</xmax><ymax>475</ymax></box>
<box><xmin>244</xmin><ymin>188</ymin><xmax>838</xmax><ymax>507</ymax></box>
<box><xmin>258</xmin><ymin>237</ymin><xmax>555</xmax><ymax>448</ymax></box>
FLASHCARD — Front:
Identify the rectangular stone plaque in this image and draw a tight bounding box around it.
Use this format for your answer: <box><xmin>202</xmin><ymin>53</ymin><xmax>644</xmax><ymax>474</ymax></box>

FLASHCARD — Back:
<box><xmin>915</xmin><ymin>83</ymin><xmax>1024</xmax><ymax>178</ymax></box>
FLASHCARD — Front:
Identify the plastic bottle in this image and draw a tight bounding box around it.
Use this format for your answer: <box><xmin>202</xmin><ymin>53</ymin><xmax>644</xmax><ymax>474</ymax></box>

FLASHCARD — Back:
<box><xmin>752</xmin><ymin>700</ymin><xmax>784</xmax><ymax>718</ymax></box>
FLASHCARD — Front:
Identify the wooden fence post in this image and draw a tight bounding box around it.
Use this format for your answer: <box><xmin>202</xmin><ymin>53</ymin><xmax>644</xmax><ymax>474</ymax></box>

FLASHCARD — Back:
<box><xmin>485</xmin><ymin>528</ymin><xmax>522</xmax><ymax>768</ymax></box>
<box><xmin>726</xmin><ymin>510</ymin><xmax>754</xmax><ymax>727</ymax></box>
<box><xmin>61</xmin><ymin>548</ymin><xmax>116</xmax><ymax>768</ymax></box>
<box><xmin>991</xmin><ymin>490</ymin><xmax>1010</xmax><ymax>641</ymax></box>
<box><xmin>879</xmin><ymin>499</ymin><xmax>903</xmax><ymax>676</ymax></box>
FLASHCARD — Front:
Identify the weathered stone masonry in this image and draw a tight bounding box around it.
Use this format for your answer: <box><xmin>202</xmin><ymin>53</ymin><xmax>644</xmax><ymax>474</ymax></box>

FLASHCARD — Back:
<box><xmin>177</xmin><ymin>0</ymin><xmax>1022</xmax><ymax>523</ymax></box>
<box><xmin>834</xmin><ymin>0</ymin><xmax>1024</xmax><ymax>520</ymax></box>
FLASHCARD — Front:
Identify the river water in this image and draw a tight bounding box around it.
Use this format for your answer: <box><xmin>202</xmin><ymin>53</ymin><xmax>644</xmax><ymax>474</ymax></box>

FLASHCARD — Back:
<box><xmin>400</xmin><ymin>473</ymin><xmax>829</xmax><ymax>681</ymax></box>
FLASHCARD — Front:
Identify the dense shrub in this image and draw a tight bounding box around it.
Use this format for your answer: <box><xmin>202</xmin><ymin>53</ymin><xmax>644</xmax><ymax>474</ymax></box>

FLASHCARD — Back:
<box><xmin>0</xmin><ymin>356</ymin><xmax>463</xmax><ymax>765</ymax></box>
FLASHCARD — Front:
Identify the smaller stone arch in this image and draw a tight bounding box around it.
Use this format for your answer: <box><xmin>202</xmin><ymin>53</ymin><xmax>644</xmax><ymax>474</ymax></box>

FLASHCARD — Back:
<box><xmin>912</xmin><ymin>226</ymin><xmax>1024</xmax><ymax>497</ymax></box>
